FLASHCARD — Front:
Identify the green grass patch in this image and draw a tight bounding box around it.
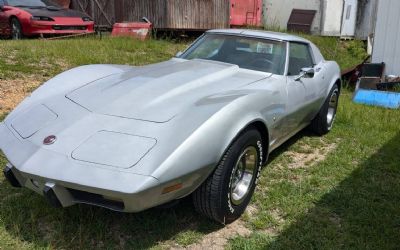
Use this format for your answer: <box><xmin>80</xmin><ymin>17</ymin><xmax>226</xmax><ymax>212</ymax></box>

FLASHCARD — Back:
<box><xmin>303</xmin><ymin>35</ymin><xmax>367</xmax><ymax>70</ymax></box>
<box><xmin>0</xmin><ymin>33</ymin><xmax>366</xmax><ymax>81</ymax></box>
<box><xmin>0</xmin><ymin>36</ymin><xmax>187</xmax><ymax>79</ymax></box>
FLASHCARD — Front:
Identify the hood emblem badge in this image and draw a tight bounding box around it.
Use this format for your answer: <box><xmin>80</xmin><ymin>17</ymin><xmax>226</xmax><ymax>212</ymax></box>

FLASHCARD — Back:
<box><xmin>43</xmin><ymin>135</ymin><xmax>57</xmax><ymax>145</ymax></box>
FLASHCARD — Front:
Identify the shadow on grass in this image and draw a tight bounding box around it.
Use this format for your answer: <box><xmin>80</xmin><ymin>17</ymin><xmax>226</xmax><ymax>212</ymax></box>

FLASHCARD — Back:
<box><xmin>0</xmin><ymin>183</ymin><xmax>222</xmax><ymax>249</ymax></box>
<box><xmin>0</xmin><ymin>156</ymin><xmax>226</xmax><ymax>250</ymax></box>
<box><xmin>266</xmin><ymin>129</ymin><xmax>319</xmax><ymax>164</ymax></box>
<box><xmin>263</xmin><ymin>132</ymin><xmax>400</xmax><ymax>249</ymax></box>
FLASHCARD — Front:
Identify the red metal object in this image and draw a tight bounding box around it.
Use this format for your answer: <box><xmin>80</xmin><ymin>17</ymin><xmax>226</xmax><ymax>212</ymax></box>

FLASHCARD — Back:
<box><xmin>111</xmin><ymin>22</ymin><xmax>152</xmax><ymax>40</ymax></box>
<box><xmin>0</xmin><ymin>5</ymin><xmax>94</xmax><ymax>37</ymax></box>
<box><xmin>230</xmin><ymin>0</ymin><xmax>262</xmax><ymax>27</ymax></box>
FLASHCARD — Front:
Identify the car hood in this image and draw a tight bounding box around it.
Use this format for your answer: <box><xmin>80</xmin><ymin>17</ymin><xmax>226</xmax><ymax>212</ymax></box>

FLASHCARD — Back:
<box><xmin>20</xmin><ymin>7</ymin><xmax>89</xmax><ymax>18</ymax></box>
<box><xmin>66</xmin><ymin>59</ymin><xmax>270</xmax><ymax>123</ymax></box>
<box><xmin>1</xmin><ymin>59</ymin><xmax>275</xmax><ymax>175</ymax></box>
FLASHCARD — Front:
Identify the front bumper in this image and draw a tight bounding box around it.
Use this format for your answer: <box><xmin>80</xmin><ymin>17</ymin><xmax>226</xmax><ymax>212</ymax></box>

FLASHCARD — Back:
<box><xmin>3</xmin><ymin>164</ymin><xmax>21</xmax><ymax>188</ymax></box>
<box><xmin>4</xmin><ymin>163</ymin><xmax>128</xmax><ymax>210</ymax></box>
<box><xmin>0</xmin><ymin>122</ymin><xmax>173</xmax><ymax>212</ymax></box>
<box><xmin>27</xmin><ymin>20</ymin><xmax>94</xmax><ymax>36</ymax></box>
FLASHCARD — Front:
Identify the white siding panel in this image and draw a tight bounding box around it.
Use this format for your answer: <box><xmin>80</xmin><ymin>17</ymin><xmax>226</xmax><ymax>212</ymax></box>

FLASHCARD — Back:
<box><xmin>340</xmin><ymin>0</ymin><xmax>358</xmax><ymax>37</ymax></box>
<box><xmin>321</xmin><ymin>0</ymin><xmax>343</xmax><ymax>36</ymax></box>
<box><xmin>372</xmin><ymin>0</ymin><xmax>400</xmax><ymax>76</ymax></box>
<box><xmin>393</xmin><ymin>11</ymin><xmax>400</xmax><ymax>76</ymax></box>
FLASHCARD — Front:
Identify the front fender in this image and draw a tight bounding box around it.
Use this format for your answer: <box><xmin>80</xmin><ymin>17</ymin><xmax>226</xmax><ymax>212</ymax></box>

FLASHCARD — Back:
<box><xmin>325</xmin><ymin>61</ymin><xmax>341</xmax><ymax>95</ymax></box>
<box><xmin>151</xmin><ymin>90</ymin><xmax>277</xmax><ymax>192</ymax></box>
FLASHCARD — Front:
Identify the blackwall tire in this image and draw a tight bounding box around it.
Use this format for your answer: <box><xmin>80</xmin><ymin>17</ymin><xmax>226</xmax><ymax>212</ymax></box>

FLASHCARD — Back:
<box><xmin>310</xmin><ymin>84</ymin><xmax>339</xmax><ymax>136</ymax></box>
<box><xmin>193</xmin><ymin>127</ymin><xmax>263</xmax><ymax>224</ymax></box>
<box><xmin>11</xmin><ymin>18</ymin><xmax>23</xmax><ymax>40</ymax></box>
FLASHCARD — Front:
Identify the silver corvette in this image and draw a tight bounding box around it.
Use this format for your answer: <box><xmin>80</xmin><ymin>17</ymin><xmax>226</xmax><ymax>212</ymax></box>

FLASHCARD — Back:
<box><xmin>0</xmin><ymin>29</ymin><xmax>341</xmax><ymax>224</ymax></box>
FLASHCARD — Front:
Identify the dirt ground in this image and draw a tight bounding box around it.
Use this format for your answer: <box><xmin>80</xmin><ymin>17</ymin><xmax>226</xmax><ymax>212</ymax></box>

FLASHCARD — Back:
<box><xmin>0</xmin><ymin>76</ymin><xmax>44</xmax><ymax>115</ymax></box>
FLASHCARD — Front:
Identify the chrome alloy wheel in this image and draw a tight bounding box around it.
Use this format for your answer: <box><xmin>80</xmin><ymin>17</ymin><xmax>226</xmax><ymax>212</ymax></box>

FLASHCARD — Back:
<box><xmin>230</xmin><ymin>146</ymin><xmax>258</xmax><ymax>206</ymax></box>
<box><xmin>327</xmin><ymin>90</ymin><xmax>338</xmax><ymax>126</ymax></box>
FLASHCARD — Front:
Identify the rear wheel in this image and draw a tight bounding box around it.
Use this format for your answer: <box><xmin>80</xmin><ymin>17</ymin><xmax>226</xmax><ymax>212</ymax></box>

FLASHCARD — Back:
<box><xmin>11</xmin><ymin>18</ymin><xmax>23</xmax><ymax>40</ymax></box>
<box><xmin>193</xmin><ymin>127</ymin><xmax>263</xmax><ymax>224</ymax></box>
<box><xmin>310</xmin><ymin>84</ymin><xmax>339</xmax><ymax>135</ymax></box>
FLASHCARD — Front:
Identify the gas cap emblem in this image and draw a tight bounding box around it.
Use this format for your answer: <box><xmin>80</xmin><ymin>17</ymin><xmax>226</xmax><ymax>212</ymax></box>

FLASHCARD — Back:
<box><xmin>43</xmin><ymin>135</ymin><xmax>57</xmax><ymax>145</ymax></box>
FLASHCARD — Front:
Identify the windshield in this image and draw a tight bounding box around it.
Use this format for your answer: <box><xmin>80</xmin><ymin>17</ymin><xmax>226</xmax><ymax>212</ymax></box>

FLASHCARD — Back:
<box><xmin>7</xmin><ymin>0</ymin><xmax>60</xmax><ymax>7</ymax></box>
<box><xmin>181</xmin><ymin>34</ymin><xmax>287</xmax><ymax>75</ymax></box>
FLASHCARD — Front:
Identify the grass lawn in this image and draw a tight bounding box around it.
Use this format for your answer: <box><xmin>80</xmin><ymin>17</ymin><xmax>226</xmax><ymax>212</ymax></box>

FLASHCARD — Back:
<box><xmin>0</xmin><ymin>34</ymin><xmax>399</xmax><ymax>249</ymax></box>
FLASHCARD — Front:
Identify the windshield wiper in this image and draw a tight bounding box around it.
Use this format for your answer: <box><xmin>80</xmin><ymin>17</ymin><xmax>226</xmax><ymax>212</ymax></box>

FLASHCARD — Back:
<box><xmin>46</xmin><ymin>6</ymin><xmax>62</xmax><ymax>10</ymax></box>
<box><xmin>13</xmin><ymin>5</ymin><xmax>45</xmax><ymax>9</ymax></box>
<box><xmin>30</xmin><ymin>6</ymin><xmax>47</xmax><ymax>9</ymax></box>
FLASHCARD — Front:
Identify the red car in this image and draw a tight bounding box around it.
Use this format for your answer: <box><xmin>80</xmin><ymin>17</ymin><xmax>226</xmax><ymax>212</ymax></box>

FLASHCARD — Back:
<box><xmin>0</xmin><ymin>0</ymin><xmax>94</xmax><ymax>39</ymax></box>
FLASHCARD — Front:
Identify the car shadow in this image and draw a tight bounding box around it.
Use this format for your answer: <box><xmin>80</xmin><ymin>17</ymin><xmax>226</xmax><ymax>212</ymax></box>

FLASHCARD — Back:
<box><xmin>0</xmin><ymin>128</ymin><xmax>317</xmax><ymax>249</ymax></box>
<box><xmin>0</xmin><ymin>182</ymin><xmax>223</xmax><ymax>249</ymax></box>
<box><xmin>265</xmin><ymin>128</ymin><xmax>319</xmax><ymax>165</ymax></box>
<box><xmin>263</xmin><ymin>131</ymin><xmax>400</xmax><ymax>249</ymax></box>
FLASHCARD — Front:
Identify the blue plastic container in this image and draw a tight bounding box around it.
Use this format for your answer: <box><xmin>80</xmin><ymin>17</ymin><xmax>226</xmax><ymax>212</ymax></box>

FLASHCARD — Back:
<box><xmin>353</xmin><ymin>89</ymin><xmax>400</xmax><ymax>109</ymax></box>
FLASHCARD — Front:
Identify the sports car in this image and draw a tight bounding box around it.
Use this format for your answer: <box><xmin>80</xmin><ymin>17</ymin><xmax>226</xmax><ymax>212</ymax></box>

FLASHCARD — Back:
<box><xmin>0</xmin><ymin>30</ymin><xmax>341</xmax><ymax>224</ymax></box>
<box><xmin>0</xmin><ymin>0</ymin><xmax>94</xmax><ymax>39</ymax></box>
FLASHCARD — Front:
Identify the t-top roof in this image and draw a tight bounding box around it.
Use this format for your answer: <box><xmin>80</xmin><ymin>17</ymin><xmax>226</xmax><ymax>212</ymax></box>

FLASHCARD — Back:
<box><xmin>206</xmin><ymin>29</ymin><xmax>310</xmax><ymax>44</ymax></box>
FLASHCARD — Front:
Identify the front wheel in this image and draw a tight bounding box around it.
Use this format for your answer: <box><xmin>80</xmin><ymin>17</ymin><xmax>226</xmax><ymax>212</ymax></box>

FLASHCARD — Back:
<box><xmin>193</xmin><ymin>128</ymin><xmax>264</xmax><ymax>224</ymax></box>
<box><xmin>11</xmin><ymin>18</ymin><xmax>23</xmax><ymax>40</ymax></box>
<box><xmin>310</xmin><ymin>84</ymin><xmax>339</xmax><ymax>135</ymax></box>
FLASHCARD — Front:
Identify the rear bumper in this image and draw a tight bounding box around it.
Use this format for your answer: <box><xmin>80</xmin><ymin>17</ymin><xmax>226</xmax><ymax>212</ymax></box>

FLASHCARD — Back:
<box><xmin>0</xmin><ymin>122</ymin><xmax>175</xmax><ymax>212</ymax></box>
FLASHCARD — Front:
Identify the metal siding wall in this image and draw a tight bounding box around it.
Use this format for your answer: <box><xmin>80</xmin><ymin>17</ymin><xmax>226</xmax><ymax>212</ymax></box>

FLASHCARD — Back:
<box><xmin>355</xmin><ymin>0</ymin><xmax>378</xmax><ymax>40</ymax></box>
<box><xmin>71</xmin><ymin>0</ymin><xmax>115</xmax><ymax>26</ymax></box>
<box><xmin>166</xmin><ymin>0</ymin><xmax>229</xmax><ymax>30</ymax></box>
<box><xmin>122</xmin><ymin>0</ymin><xmax>167</xmax><ymax>28</ymax></box>
<box><xmin>372</xmin><ymin>0</ymin><xmax>400</xmax><ymax>76</ymax></box>
<box><xmin>71</xmin><ymin>0</ymin><xmax>229</xmax><ymax>30</ymax></box>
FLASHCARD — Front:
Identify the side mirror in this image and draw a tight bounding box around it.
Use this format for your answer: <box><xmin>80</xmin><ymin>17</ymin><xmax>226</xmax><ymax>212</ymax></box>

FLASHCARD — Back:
<box><xmin>175</xmin><ymin>51</ymin><xmax>183</xmax><ymax>57</ymax></box>
<box><xmin>295</xmin><ymin>67</ymin><xmax>315</xmax><ymax>81</ymax></box>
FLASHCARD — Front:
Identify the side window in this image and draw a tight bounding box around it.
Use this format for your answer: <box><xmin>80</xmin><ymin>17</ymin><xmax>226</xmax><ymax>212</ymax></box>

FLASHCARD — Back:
<box><xmin>0</xmin><ymin>0</ymin><xmax>5</xmax><ymax>6</ymax></box>
<box><xmin>288</xmin><ymin>43</ymin><xmax>314</xmax><ymax>76</ymax></box>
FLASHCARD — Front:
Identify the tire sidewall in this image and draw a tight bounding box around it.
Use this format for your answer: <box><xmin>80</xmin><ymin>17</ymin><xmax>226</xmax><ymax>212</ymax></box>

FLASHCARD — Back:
<box><xmin>326</xmin><ymin>85</ymin><xmax>339</xmax><ymax>131</ymax></box>
<box><xmin>217</xmin><ymin>129</ymin><xmax>263</xmax><ymax>224</ymax></box>
<box><xmin>11</xmin><ymin>18</ymin><xmax>22</xmax><ymax>40</ymax></box>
